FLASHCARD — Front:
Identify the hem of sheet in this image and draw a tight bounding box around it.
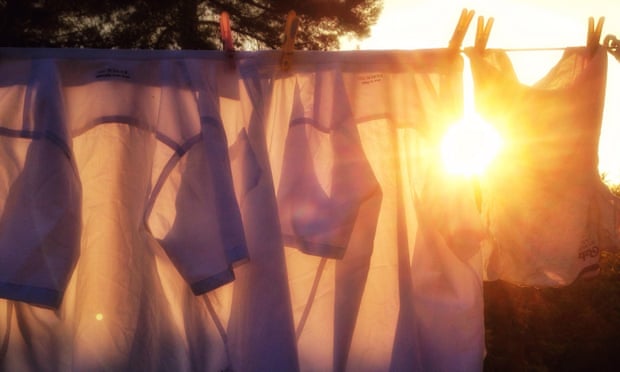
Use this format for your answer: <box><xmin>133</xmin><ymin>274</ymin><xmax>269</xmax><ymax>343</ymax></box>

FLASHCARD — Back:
<box><xmin>229</xmin><ymin>252</ymin><xmax>250</xmax><ymax>268</ymax></box>
<box><xmin>283</xmin><ymin>234</ymin><xmax>346</xmax><ymax>259</ymax></box>
<box><xmin>577</xmin><ymin>263</ymin><xmax>601</xmax><ymax>279</ymax></box>
<box><xmin>0</xmin><ymin>281</ymin><xmax>61</xmax><ymax>308</ymax></box>
<box><xmin>190</xmin><ymin>266</ymin><xmax>235</xmax><ymax>295</ymax></box>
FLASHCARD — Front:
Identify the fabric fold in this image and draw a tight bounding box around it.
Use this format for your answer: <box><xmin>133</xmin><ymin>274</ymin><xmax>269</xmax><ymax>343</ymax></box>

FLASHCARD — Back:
<box><xmin>277</xmin><ymin>69</ymin><xmax>380</xmax><ymax>259</ymax></box>
<box><xmin>0</xmin><ymin>58</ymin><xmax>80</xmax><ymax>308</ymax></box>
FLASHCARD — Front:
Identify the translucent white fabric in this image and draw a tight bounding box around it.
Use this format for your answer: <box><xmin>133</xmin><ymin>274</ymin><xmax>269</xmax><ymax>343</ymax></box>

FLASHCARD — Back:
<box><xmin>241</xmin><ymin>50</ymin><xmax>486</xmax><ymax>371</ymax></box>
<box><xmin>0</xmin><ymin>58</ymin><xmax>81</xmax><ymax>308</ymax></box>
<box><xmin>2</xmin><ymin>46</ymin><xmax>614</xmax><ymax>372</ymax></box>
<box><xmin>467</xmin><ymin>47</ymin><xmax>616</xmax><ymax>287</ymax></box>
<box><xmin>0</xmin><ymin>49</ymin><xmax>297</xmax><ymax>371</ymax></box>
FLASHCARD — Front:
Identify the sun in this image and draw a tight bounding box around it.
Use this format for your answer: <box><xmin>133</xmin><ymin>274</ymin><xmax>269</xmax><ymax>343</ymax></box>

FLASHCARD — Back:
<box><xmin>440</xmin><ymin>114</ymin><xmax>503</xmax><ymax>177</ymax></box>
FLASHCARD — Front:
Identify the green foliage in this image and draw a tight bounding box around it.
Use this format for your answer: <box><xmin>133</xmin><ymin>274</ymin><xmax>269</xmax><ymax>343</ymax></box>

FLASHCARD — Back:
<box><xmin>0</xmin><ymin>0</ymin><xmax>382</xmax><ymax>49</ymax></box>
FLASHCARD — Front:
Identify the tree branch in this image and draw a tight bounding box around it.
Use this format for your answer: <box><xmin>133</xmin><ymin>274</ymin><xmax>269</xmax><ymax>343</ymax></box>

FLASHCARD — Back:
<box><xmin>200</xmin><ymin>19</ymin><xmax>274</xmax><ymax>48</ymax></box>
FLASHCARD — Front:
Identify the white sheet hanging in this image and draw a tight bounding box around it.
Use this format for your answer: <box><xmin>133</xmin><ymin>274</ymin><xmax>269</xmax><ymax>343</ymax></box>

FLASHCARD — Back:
<box><xmin>241</xmin><ymin>50</ymin><xmax>486</xmax><ymax>371</ymax></box>
<box><xmin>0</xmin><ymin>49</ymin><xmax>299</xmax><ymax>372</ymax></box>
<box><xmin>6</xmin><ymin>45</ymin><xmax>614</xmax><ymax>371</ymax></box>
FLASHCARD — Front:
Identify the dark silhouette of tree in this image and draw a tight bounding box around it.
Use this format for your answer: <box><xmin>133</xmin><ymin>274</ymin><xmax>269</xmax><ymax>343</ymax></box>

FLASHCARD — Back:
<box><xmin>483</xmin><ymin>184</ymin><xmax>620</xmax><ymax>371</ymax></box>
<box><xmin>0</xmin><ymin>0</ymin><xmax>382</xmax><ymax>49</ymax></box>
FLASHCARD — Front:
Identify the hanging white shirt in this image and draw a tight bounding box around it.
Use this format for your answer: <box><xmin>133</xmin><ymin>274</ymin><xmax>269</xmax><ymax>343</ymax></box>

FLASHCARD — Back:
<box><xmin>467</xmin><ymin>46</ymin><xmax>614</xmax><ymax>286</ymax></box>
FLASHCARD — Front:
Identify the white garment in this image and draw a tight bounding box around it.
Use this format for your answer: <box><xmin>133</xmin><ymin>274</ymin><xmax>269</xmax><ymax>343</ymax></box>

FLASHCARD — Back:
<box><xmin>0</xmin><ymin>49</ymin><xmax>252</xmax><ymax>371</ymax></box>
<box><xmin>467</xmin><ymin>47</ymin><xmax>614</xmax><ymax>286</ymax></box>
<box><xmin>242</xmin><ymin>50</ymin><xmax>486</xmax><ymax>372</ymax></box>
<box><xmin>192</xmin><ymin>58</ymin><xmax>299</xmax><ymax>372</ymax></box>
<box><xmin>0</xmin><ymin>58</ymin><xmax>81</xmax><ymax>308</ymax></box>
<box><xmin>4</xmin><ymin>47</ymin><xmax>593</xmax><ymax>372</ymax></box>
<box><xmin>277</xmin><ymin>65</ymin><xmax>380</xmax><ymax>259</ymax></box>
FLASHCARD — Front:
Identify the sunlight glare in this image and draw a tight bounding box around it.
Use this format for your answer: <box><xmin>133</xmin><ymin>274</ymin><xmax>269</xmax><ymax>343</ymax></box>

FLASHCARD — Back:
<box><xmin>441</xmin><ymin>115</ymin><xmax>503</xmax><ymax>177</ymax></box>
<box><xmin>441</xmin><ymin>56</ymin><xmax>503</xmax><ymax>177</ymax></box>
<box><xmin>343</xmin><ymin>0</ymin><xmax>620</xmax><ymax>182</ymax></box>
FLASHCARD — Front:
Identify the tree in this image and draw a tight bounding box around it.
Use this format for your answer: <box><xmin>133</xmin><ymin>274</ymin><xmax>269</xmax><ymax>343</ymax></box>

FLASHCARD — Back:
<box><xmin>0</xmin><ymin>0</ymin><xmax>382</xmax><ymax>50</ymax></box>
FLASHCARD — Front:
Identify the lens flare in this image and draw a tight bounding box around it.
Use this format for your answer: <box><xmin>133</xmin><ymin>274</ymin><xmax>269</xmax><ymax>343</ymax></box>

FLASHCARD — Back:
<box><xmin>440</xmin><ymin>115</ymin><xmax>503</xmax><ymax>177</ymax></box>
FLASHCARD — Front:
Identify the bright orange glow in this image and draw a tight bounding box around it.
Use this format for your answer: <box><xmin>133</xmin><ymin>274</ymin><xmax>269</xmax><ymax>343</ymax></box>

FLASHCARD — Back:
<box><xmin>95</xmin><ymin>313</ymin><xmax>103</xmax><ymax>321</ymax></box>
<box><xmin>342</xmin><ymin>0</ymin><xmax>620</xmax><ymax>184</ymax></box>
<box><xmin>441</xmin><ymin>115</ymin><xmax>503</xmax><ymax>176</ymax></box>
<box><xmin>441</xmin><ymin>56</ymin><xmax>503</xmax><ymax>177</ymax></box>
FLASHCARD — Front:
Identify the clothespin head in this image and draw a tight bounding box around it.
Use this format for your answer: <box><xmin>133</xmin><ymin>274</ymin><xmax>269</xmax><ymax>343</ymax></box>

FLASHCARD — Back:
<box><xmin>587</xmin><ymin>16</ymin><xmax>605</xmax><ymax>55</ymax></box>
<box><xmin>220</xmin><ymin>11</ymin><xmax>235</xmax><ymax>67</ymax></box>
<box><xmin>448</xmin><ymin>8</ymin><xmax>475</xmax><ymax>51</ymax></box>
<box><xmin>604</xmin><ymin>34</ymin><xmax>620</xmax><ymax>62</ymax></box>
<box><xmin>280</xmin><ymin>10</ymin><xmax>299</xmax><ymax>72</ymax></box>
<box><xmin>475</xmin><ymin>15</ymin><xmax>494</xmax><ymax>52</ymax></box>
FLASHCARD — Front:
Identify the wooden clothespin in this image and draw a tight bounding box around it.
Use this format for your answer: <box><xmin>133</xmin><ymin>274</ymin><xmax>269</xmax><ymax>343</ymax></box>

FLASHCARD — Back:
<box><xmin>280</xmin><ymin>10</ymin><xmax>299</xmax><ymax>72</ymax></box>
<box><xmin>474</xmin><ymin>15</ymin><xmax>494</xmax><ymax>52</ymax></box>
<box><xmin>220</xmin><ymin>11</ymin><xmax>235</xmax><ymax>67</ymax></box>
<box><xmin>448</xmin><ymin>8</ymin><xmax>475</xmax><ymax>52</ymax></box>
<box><xmin>604</xmin><ymin>34</ymin><xmax>620</xmax><ymax>62</ymax></box>
<box><xmin>587</xmin><ymin>16</ymin><xmax>605</xmax><ymax>55</ymax></box>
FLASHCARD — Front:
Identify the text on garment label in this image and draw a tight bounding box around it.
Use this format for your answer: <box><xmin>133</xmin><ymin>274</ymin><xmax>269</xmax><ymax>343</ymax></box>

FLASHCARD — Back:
<box><xmin>95</xmin><ymin>67</ymin><xmax>132</xmax><ymax>80</ymax></box>
<box><xmin>358</xmin><ymin>74</ymin><xmax>384</xmax><ymax>85</ymax></box>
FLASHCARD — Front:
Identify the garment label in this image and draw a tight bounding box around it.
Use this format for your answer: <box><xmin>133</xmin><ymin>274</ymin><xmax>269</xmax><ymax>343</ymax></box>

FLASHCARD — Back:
<box><xmin>358</xmin><ymin>73</ymin><xmax>383</xmax><ymax>85</ymax></box>
<box><xmin>95</xmin><ymin>67</ymin><xmax>132</xmax><ymax>80</ymax></box>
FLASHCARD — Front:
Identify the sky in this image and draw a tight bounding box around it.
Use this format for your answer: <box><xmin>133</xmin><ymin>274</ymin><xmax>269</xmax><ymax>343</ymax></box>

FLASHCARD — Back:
<box><xmin>341</xmin><ymin>0</ymin><xmax>620</xmax><ymax>183</ymax></box>
<box><xmin>343</xmin><ymin>0</ymin><xmax>620</xmax><ymax>51</ymax></box>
